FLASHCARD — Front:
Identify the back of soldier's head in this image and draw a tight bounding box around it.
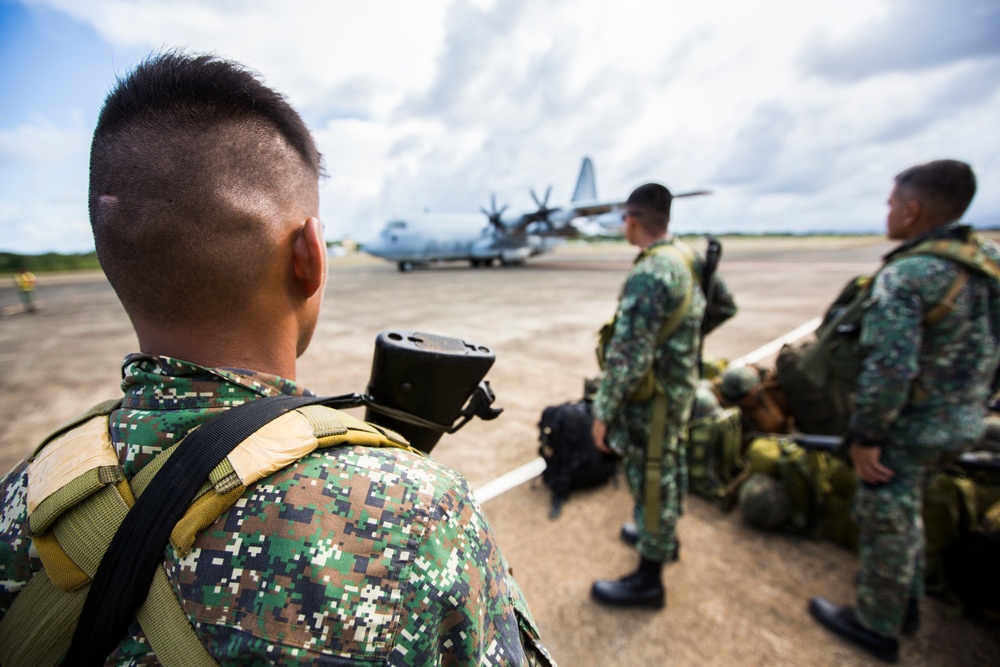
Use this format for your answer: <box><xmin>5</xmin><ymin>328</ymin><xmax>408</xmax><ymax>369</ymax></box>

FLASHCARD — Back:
<box><xmin>626</xmin><ymin>182</ymin><xmax>672</xmax><ymax>235</ymax></box>
<box><xmin>89</xmin><ymin>51</ymin><xmax>322</xmax><ymax>328</ymax></box>
<box><xmin>895</xmin><ymin>159</ymin><xmax>976</xmax><ymax>222</ymax></box>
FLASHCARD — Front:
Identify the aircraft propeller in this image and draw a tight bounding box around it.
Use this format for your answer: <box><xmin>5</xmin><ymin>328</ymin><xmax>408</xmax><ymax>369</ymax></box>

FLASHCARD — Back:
<box><xmin>528</xmin><ymin>185</ymin><xmax>559</xmax><ymax>231</ymax></box>
<box><xmin>480</xmin><ymin>194</ymin><xmax>508</xmax><ymax>232</ymax></box>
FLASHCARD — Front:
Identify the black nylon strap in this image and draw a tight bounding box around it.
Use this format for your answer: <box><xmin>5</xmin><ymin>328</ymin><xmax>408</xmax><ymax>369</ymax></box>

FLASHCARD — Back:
<box><xmin>66</xmin><ymin>394</ymin><xmax>327</xmax><ymax>666</ymax></box>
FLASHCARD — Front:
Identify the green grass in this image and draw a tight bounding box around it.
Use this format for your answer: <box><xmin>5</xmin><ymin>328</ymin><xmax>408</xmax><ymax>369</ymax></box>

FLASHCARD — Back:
<box><xmin>0</xmin><ymin>252</ymin><xmax>102</xmax><ymax>275</ymax></box>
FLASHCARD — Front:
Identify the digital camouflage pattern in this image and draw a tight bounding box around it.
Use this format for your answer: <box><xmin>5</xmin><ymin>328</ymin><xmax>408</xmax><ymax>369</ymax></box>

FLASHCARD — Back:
<box><xmin>850</xmin><ymin>223</ymin><xmax>1000</xmax><ymax>447</ymax></box>
<box><xmin>850</xmin><ymin>223</ymin><xmax>1000</xmax><ymax>638</ymax></box>
<box><xmin>594</xmin><ymin>237</ymin><xmax>735</xmax><ymax>562</ymax></box>
<box><xmin>0</xmin><ymin>354</ymin><xmax>553</xmax><ymax>666</ymax></box>
<box><xmin>853</xmin><ymin>447</ymin><xmax>939</xmax><ymax>637</ymax></box>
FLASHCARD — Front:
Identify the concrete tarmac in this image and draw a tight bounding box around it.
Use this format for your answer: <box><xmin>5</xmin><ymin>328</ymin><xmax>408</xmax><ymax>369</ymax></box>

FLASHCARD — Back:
<box><xmin>1</xmin><ymin>236</ymin><xmax>998</xmax><ymax>665</ymax></box>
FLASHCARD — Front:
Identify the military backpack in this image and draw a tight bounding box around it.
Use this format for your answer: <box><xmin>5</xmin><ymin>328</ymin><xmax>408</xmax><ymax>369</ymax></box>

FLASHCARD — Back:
<box><xmin>0</xmin><ymin>396</ymin><xmax>416</xmax><ymax>667</ymax></box>
<box><xmin>684</xmin><ymin>386</ymin><xmax>744</xmax><ymax>507</ymax></box>
<box><xmin>797</xmin><ymin>230</ymin><xmax>1000</xmax><ymax>397</ymax></box>
<box><xmin>742</xmin><ymin>435</ymin><xmax>834</xmax><ymax>536</ymax></box>
<box><xmin>537</xmin><ymin>399</ymin><xmax>618</xmax><ymax>519</ymax></box>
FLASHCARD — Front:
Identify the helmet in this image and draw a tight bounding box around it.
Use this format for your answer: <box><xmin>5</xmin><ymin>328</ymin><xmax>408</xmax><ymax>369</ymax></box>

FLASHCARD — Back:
<box><xmin>738</xmin><ymin>473</ymin><xmax>792</xmax><ymax>530</ymax></box>
<box><xmin>691</xmin><ymin>380</ymin><xmax>722</xmax><ymax>420</ymax></box>
<box><xmin>720</xmin><ymin>366</ymin><xmax>762</xmax><ymax>403</ymax></box>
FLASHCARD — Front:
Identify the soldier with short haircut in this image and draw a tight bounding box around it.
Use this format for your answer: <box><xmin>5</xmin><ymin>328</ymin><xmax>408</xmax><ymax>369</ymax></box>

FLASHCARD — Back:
<box><xmin>591</xmin><ymin>182</ymin><xmax>736</xmax><ymax>608</ymax></box>
<box><xmin>810</xmin><ymin>159</ymin><xmax>1000</xmax><ymax>663</ymax></box>
<box><xmin>0</xmin><ymin>51</ymin><xmax>553</xmax><ymax>666</ymax></box>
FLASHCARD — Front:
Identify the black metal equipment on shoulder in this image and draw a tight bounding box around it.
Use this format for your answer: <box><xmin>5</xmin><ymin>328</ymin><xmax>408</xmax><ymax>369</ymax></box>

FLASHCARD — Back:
<box><xmin>697</xmin><ymin>235</ymin><xmax>722</xmax><ymax>364</ymax></box>
<box><xmin>0</xmin><ymin>330</ymin><xmax>503</xmax><ymax>667</ymax></box>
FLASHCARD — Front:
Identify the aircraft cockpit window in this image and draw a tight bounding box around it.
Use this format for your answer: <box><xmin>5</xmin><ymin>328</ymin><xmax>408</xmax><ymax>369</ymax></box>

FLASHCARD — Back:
<box><xmin>384</xmin><ymin>220</ymin><xmax>407</xmax><ymax>242</ymax></box>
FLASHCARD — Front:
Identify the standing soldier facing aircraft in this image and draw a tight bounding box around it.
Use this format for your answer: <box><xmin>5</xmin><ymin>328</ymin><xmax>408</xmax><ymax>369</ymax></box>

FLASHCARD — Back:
<box><xmin>591</xmin><ymin>182</ymin><xmax>736</xmax><ymax>609</ymax></box>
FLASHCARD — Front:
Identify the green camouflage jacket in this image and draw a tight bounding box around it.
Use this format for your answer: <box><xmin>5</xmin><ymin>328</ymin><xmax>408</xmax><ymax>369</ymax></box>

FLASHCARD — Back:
<box><xmin>594</xmin><ymin>237</ymin><xmax>734</xmax><ymax>453</ymax></box>
<box><xmin>850</xmin><ymin>223</ymin><xmax>1000</xmax><ymax>448</ymax></box>
<box><xmin>0</xmin><ymin>354</ymin><xmax>553</xmax><ymax>666</ymax></box>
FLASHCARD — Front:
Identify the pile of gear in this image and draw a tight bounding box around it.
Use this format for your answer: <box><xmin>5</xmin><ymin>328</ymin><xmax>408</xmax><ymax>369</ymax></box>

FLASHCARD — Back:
<box><xmin>686</xmin><ymin>354</ymin><xmax>1000</xmax><ymax>620</ymax></box>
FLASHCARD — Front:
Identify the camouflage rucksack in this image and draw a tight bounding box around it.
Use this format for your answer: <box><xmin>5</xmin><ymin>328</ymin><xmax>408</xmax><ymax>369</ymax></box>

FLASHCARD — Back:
<box><xmin>798</xmin><ymin>231</ymin><xmax>1000</xmax><ymax>395</ymax></box>
<box><xmin>684</xmin><ymin>382</ymin><xmax>743</xmax><ymax>505</ymax></box>
<box><xmin>743</xmin><ymin>435</ymin><xmax>834</xmax><ymax>535</ymax></box>
<box><xmin>819</xmin><ymin>457</ymin><xmax>859</xmax><ymax>551</ymax></box>
<box><xmin>923</xmin><ymin>469</ymin><xmax>979</xmax><ymax>596</ymax></box>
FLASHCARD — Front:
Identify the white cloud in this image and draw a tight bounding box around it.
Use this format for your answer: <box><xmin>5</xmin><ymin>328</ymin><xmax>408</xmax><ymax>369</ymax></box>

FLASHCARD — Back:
<box><xmin>0</xmin><ymin>122</ymin><xmax>92</xmax><ymax>252</ymax></box>
<box><xmin>0</xmin><ymin>123</ymin><xmax>90</xmax><ymax>168</ymax></box>
<box><xmin>4</xmin><ymin>0</ymin><xmax>999</xmax><ymax>252</ymax></box>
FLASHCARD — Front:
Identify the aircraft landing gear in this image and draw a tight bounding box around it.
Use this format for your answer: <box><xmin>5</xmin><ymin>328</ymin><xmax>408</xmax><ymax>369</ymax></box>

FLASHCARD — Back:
<box><xmin>397</xmin><ymin>261</ymin><xmax>415</xmax><ymax>273</ymax></box>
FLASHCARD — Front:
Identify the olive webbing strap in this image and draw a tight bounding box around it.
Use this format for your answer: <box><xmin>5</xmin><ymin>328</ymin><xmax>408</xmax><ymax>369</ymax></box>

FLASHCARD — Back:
<box><xmin>650</xmin><ymin>243</ymin><xmax>696</xmax><ymax>346</ymax></box>
<box><xmin>643</xmin><ymin>384</ymin><xmax>669</xmax><ymax>536</ymax></box>
<box><xmin>66</xmin><ymin>394</ymin><xmax>327</xmax><ymax>666</ymax></box>
<box><xmin>923</xmin><ymin>269</ymin><xmax>969</xmax><ymax>327</ymax></box>
<box><xmin>0</xmin><ymin>572</ymin><xmax>88</xmax><ymax>666</ymax></box>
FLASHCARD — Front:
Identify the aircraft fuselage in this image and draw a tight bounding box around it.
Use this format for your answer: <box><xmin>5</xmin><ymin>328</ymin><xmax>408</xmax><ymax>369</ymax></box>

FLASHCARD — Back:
<box><xmin>364</xmin><ymin>213</ymin><xmax>561</xmax><ymax>271</ymax></box>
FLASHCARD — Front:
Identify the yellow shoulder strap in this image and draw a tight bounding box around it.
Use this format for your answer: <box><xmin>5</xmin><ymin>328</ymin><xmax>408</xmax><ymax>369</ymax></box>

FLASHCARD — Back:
<box><xmin>0</xmin><ymin>402</ymin><xmax>414</xmax><ymax>667</ymax></box>
<box><xmin>646</xmin><ymin>241</ymin><xmax>698</xmax><ymax>344</ymax></box>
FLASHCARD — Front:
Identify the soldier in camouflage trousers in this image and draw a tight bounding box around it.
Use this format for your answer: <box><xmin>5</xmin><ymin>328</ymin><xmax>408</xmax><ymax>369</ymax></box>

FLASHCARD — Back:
<box><xmin>591</xmin><ymin>183</ymin><xmax>736</xmax><ymax>609</ymax></box>
<box><xmin>810</xmin><ymin>160</ymin><xmax>1000</xmax><ymax>664</ymax></box>
<box><xmin>0</xmin><ymin>52</ymin><xmax>553</xmax><ymax>665</ymax></box>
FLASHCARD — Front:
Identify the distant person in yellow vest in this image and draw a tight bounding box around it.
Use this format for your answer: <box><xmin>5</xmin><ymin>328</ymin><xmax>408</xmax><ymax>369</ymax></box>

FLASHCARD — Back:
<box><xmin>13</xmin><ymin>266</ymin><xmax>37</xmax><ymax>312</ymax></box>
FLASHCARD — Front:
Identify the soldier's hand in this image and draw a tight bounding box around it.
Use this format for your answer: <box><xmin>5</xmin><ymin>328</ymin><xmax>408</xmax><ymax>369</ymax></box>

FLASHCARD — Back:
<box><xmin>849</xmin><ymin>444</ymin><xmax>894</xmax><ymax>485</ymax></box>
<box><xmin>592</xmin><ymin>419</ymin><xmax>613</xmax><ymax>454</ymax></box>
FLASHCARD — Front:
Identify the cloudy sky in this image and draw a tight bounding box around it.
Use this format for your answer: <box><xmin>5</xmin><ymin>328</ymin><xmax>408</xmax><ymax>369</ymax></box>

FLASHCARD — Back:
<box><xmin>1</xmin><ymin>0</ymin><xmax>998</xmax><ymax>253</ymax></box>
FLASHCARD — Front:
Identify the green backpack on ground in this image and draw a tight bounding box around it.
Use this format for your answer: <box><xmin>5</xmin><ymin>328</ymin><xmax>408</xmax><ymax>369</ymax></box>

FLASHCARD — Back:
<box><xmin>820</xmin><ymin>458</ymin><xmax>859</xmax><ymax>551</ymax></box>
<box><xmin>685</xmin><ymin>406</ymin><xmax>743</xmax><ymax>506</ymax></box>
<box><xmin>743</xmin><ymin>435</ymin><xmax>832</xmax><ymax>536</ymax></box>
<box><xmin>923</xmin><ymin>469</ymin><xmax>979</xmax><ymax>596</ymax></box>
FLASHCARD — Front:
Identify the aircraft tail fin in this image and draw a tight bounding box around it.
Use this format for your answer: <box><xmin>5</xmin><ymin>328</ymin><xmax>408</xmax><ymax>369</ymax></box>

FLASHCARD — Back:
<box><xmin>571</xmin><ymin>156</ymin><xmax>597</xmax><ymax>203</ymax></box>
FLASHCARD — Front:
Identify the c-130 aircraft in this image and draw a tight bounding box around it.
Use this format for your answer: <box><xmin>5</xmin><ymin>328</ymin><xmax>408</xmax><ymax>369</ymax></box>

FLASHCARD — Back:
<box><xmin>362</xmin><ymin>157</ymin><xmax>709</xmax><ymax>272</ymax></box>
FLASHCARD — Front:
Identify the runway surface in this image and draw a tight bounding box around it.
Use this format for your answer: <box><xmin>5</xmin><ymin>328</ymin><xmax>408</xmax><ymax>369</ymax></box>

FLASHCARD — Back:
<box><xmin>2</xmin><ymin>235</ymin><xmax>997</xmax><ymax>665</ymax></box>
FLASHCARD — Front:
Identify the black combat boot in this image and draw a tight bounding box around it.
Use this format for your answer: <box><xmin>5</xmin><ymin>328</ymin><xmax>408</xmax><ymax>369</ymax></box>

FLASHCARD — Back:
<box><xmin>808</xmin><ymin>597</ymin><xmax>899</xmax><ymax>663</ymax></box>
<box><xmin>619</xmin><ymin>523</ymin><xmax>680</xmax><ymax>561</ymax></box>
<box><xmin>591</xmin><ymin>557</ymin><xmax>665</xmax><ymax>609</ymax></box>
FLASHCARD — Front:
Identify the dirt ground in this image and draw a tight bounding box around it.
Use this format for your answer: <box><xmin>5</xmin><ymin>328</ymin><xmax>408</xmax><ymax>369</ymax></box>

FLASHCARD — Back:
<box><xmin>2</xmin><ymin>237</ymin><xmax>998</xmax><ymax>666</ymax></box>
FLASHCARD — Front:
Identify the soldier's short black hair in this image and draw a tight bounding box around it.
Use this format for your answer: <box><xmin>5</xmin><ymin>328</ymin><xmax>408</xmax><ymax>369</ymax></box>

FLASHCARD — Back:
<box><xmin>895</xmin><ymin>160</ymin><xmax>976</xmax><ymax>221</ymax></box>
<box><xmin>89</xmin><ymin>50</ymin><xmax>322</xmax><ymax>326</ymax></box>
<box><xmin>626</xmin><ymin>183</ymin><xmax>672</xmax><ymax>234</ymax></box>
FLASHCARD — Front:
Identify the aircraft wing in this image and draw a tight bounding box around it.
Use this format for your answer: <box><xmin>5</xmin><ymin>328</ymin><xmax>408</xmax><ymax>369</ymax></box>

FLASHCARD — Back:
<box><xmin>508</xmin><ymin>189</ymin><xmax>712</xmax><ymax>233</ymax></box>
<box><xmin>505</xmin><ymin>197</ymin><xmax>625</xmax><ymax>234</ymax></box>
<box><xmin>568</xmin><ymin>190</ymin><xmax>711</xmax><ymax>218</ymax></box>
<box><xmin>561</xmin><ymin>197</ymin><xmax>626</xmax><ymax>219</ymax></box>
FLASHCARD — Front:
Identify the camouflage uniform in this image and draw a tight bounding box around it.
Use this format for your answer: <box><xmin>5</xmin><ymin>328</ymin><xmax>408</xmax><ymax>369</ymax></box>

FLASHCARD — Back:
<box><xmin>0</xmin><ymin>354</ymin><xmax>554</xmax><ymax>666</ymax></box>
<box><xmin>849</xmin><ymin>223</ymin><xmax>1000</xmax><ymax>637</ymax></box>
<box><xmin>594</xmin><ymin>238</ymin><xmax>735</xmax><ymax>562</ymax></box>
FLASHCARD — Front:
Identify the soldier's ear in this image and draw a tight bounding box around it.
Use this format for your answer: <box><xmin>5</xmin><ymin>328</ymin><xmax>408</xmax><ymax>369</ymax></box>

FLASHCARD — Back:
<box><xmin>292</xmin><ymin>217</ymin><xmax>326</xmax><ymax>298</ymax></box>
